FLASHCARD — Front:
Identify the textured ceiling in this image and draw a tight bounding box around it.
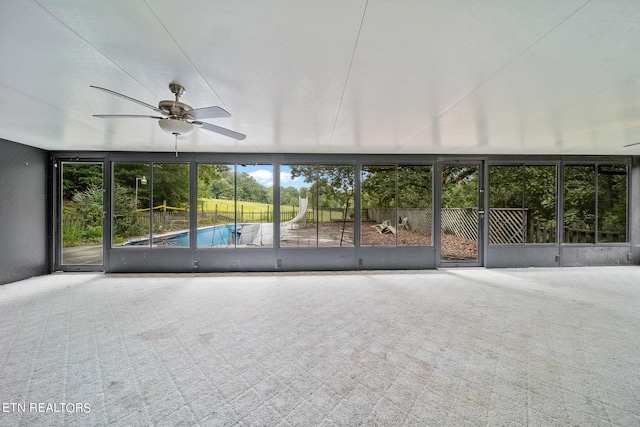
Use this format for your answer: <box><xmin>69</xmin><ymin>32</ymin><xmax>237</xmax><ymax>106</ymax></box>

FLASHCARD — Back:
<box><xmin>1</xmin><ymin>0</ymin><xmax>640</xmax><ymax>155</ymax></box>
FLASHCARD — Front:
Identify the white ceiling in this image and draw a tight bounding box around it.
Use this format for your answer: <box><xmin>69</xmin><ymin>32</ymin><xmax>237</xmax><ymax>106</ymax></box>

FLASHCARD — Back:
<box><xmin>1</xmin><ymin>0</ymin><xmax>640</xmax><ymax>155</ymax></box>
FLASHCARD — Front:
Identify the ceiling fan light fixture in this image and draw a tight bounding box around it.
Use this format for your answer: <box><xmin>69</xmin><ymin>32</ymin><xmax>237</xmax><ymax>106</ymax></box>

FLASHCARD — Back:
<box><xmin>158</xmin><ymin>118</ymin><xmax>193</xmax><ymax>136</ymax></box>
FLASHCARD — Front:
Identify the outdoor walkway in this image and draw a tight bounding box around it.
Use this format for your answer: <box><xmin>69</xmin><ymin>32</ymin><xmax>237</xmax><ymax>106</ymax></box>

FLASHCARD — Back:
<box><xmin>0</xmin><ymin>267</ymin><xmax>639</xmax><ymax>426</ymax></box>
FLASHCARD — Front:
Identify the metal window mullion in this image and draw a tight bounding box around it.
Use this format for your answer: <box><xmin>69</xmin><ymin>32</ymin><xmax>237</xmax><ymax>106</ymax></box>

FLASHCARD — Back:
<box><xmin>149</xmin><ymin>163</ymin><xmax>153</xmax><ymax>248</ymax></box>
<box><xmin>395</xmin><ymin>164</ymin><xmax>399</xmax><ymax>247</ymax></box>
<box><xmin>558</xmin><ymin>162</ymin><xmax>564</xmax><ymax>245</ymax></box>
<box><xmin>233</xmin><ymin>164</ymin><xmax>237</xmax><ymax>248</ymax></box>
<box><xmin>594</xmin><ymin>164</ymin><xmax>599</xmax><ymax>244</ymax></box>
<box><xmin>189</xmin><ymin>161</ymin><xmax>198</xmax><ymax>249</ymax></box>
<box><xmin>103</xmin><ymin>157</ymin><xmax>111</xmax><ymax>270</ymax></box>
<box><xmin>55</xmin><ymin>159</ymin><xmax>63</xmax><ymax>269</ymax></box>
<box><xmin>480</xmin><ymin>160</ymin><xmax>489</xmax><ymax>265</ymax></box>
<box><xmin>354</xmin><ymin>161</ymin><xmax>361</xmax><ymax>249</ymax></box>
<box><xmin>521</xmin><ymin>164</ymin><xmax>525</xmax><ymax>244</ymax></box>
<box><xmin>434</xmin><ymin>161</ymin><xmax>442</xmax><ymax>264</ymax></box>
<box><xmin>273</xmin><ymin>163</ymin><xmax>281</xmax><ymax>249</ymax></box>
<box><xmin>315</xmin><ymin>168</ymin><xmax>319</xmax><ymax>248</ymax></box>
<box><xmin>626</xmin><ymin>164</ymin><xmax>630</xmax><ymax>243</ymax></box>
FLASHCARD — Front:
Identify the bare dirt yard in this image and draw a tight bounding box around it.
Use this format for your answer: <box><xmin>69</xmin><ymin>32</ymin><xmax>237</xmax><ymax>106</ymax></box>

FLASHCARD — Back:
<box><xmin>283</xmin><ymin>221</ymin><xmax>478</xmax><ymax>259</ymax></box>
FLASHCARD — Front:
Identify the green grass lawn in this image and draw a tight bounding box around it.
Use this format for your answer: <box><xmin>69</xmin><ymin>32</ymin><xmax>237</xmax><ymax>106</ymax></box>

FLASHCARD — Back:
<box><xmin>196</xmin><ymin>198</ymin><xmax>300</xmax><ymax>225</ymax></box>
<box><xmin>196</xmin><ymin>198</ymin><xmax>346</xmax><ymax>224</ymax></box>
<box><xmin>197</xmin><ymin>198</ymin><xmax>298</xmax><ymax>213</ymax></box>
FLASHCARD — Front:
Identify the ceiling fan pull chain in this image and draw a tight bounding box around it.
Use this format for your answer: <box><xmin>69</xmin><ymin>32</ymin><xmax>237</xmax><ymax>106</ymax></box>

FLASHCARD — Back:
<box><xmin>174</xmin><ymin>133</ymin><xmax>179</xmax><ymax>157</ymax></box>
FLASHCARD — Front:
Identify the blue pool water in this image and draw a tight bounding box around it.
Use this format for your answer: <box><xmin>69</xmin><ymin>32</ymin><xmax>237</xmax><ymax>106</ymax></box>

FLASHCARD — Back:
<box><xmin>126</xmin><ymin>223</ymin><xmax>240</xmax><ymax>247</ymax></box>
<box><xmin>170</xmin><ymin>224</ymin><xmax>238</xmax><ymax>247</ymax></box>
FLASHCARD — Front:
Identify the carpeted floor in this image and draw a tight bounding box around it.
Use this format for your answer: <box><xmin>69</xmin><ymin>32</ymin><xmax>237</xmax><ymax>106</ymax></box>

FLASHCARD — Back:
<box><xmin>0</xmin><ymin>267</ymin><xmax>639</xmax><ymax>426</ymax></box>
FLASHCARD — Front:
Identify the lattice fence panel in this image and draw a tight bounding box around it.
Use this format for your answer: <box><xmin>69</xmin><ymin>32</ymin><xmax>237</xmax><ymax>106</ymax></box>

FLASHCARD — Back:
<box><xmin>440</xmin><ymin>208</ymin><xmax>478</xmax><ymax>240</ymax></box>
<box><xmin>489</xmin><ymin>208</ymin><xmax>528</xmax><ymax>244</ymax></box>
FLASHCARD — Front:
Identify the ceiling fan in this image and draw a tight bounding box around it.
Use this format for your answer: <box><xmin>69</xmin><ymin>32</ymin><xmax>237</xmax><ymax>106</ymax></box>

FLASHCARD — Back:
<box><xmin>91</xmin><ymin>82</ymin><xmax>246</xmax><ymax>154</ymax></box>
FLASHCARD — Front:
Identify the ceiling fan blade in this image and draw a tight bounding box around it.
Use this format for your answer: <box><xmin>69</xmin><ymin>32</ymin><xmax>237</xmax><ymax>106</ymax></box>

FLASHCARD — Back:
<box><xmin>186</xmin><ymin>106</ymin><xmax>231</xmax><ymax>120</ymax></box>
<box><xmin>90</xmin><ymin>85</ymin><xmax>166</xmax><ymax>115</ymax></box>
<box><xmin>623</xmin><ymin>141</ymin><xmax>640</xmax><ymax>147</ymax></box>
<box><xmin>195</xmin><ymin>121</ymin><xmax>246</xmax><ymax>140</ymax></box>
<box><xmin>93</xmin><ymin>114</ymin><xmax>164</xmax><ymax>119</ymax></box>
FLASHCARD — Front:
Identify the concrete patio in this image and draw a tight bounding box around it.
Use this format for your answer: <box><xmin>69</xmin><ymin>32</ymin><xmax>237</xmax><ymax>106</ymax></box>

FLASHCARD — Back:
<box><xmin>0</xmin><ymin>267</ymin><xmax>639</xmax><ymax>426</ymax></box>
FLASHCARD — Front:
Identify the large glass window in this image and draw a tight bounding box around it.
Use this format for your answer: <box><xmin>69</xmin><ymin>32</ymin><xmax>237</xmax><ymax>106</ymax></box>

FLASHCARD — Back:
<box><xmin>397</xmin><ymin>166</ymin><xmax>433</xmax><ymax>246</ymax></box>
<box><xmin>361</xmin><ymin>165</ymin><xmax>433</xmax><ymax>247</ymax></box>
<box><xmin>525</xmin><ymin>165</ymin><xmax>556</xmax><ymax>243</ymax></box>
<box><xmin>236</xmin><ymin>164</ymin><xmax>274</xmax><ymax>247</ymax></box>
<box><xmin>564</xmin><ymin>165</ymin><xmax>596</xmax><ymax>243</ymax></box>
<box><xmin>112</xmin><ymin>163</ymin><xmax>151</xmax><ymax>247</ymax></box>
<box><xmin>112</xmin><ymin>162</ymin><xmax>190</xmax><ymax>248</ymax></box>
<box><xmin>489</xmin><ymin>166</ymin><xmax>524</xmax><ymax>244</ymax></box>
<box><xmin>196</xmin><ymin>163</ymin><xmax>273</xmax><ymax>248</ymax></box>
<box><xmin>489</xmin><ymin>164</ymin><xmax>557</xmax><ymax>244</ymax></box>
<box><xmin>597</xmin><ymin>165</ymin><xmax>627</xmax><ymax>243</ymax></box>
<box><xmin>61</xmin><ymin>162</ymin><xmax>103</xmax><ymax>264</ymax></box>
<box><xmin>361</xmin><ymin>165</ymin><xmax>397</xmax><ymax>246</ymax></box>
<box><xmin>280</xmin><ymin>165</ymin><xmax>355</xmax><ymax>247</ymax></box>
<box><xmin>151</xmin><ymin>163</ymin><xmax>190</xmax><ymax>247</ymax></box>
<box><xmin>563</xmin><ymin>164</ymin><xmax>627</xmax><ymax>244</ymax></box>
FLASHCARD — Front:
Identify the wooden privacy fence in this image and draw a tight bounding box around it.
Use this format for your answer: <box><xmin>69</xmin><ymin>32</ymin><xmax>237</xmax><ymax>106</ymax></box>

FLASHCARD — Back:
<box><xmin>133</xmin><ymin>206</ymin><xmax>354</xmax><ymax>228</ymax></box>
<box><xmin>138</xmin><ymin>209</ymin><xmax>274</xmax><ymax>229</ymax></box>
<box><xmin>365</xmin><ymin>209</ymin><xmax>433</xmax><ymax>233</ymax></box>
<box><xmin>198</xmin><ymin>208</ymin><xmax>351</xmax><ymax>224</ymax></box>
<box><xmin>71</xmin><ymin>204</ymin><xmax>617</xmax><ymax>244</ymax></box>
<box><xmin>563</xmin><ymin>228</ymin><xmax>622</xmax><ymax>243</ymax></box>
<box><xmin>135</xmin><ymin>209</ymin><xmax>190</xmax><ymax>231</ymax></box>
<box><xmin>302</xmin><ymin>208</ymin><xmax>356</xmax><ymax>223</ymax></box>
<box><xmin>367</xmin><ymin>207</ymin><xmax>556</xmax><ymax>244</ymax></box>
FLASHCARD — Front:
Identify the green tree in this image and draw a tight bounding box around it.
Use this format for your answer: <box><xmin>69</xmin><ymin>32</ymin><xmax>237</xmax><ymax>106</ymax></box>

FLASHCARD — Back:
<box><xmin>62</xmin><ymin>184</ymin><xmax>104</xmax><ymax>246</ymax></box>
<box><xmin>361</xmin><ymin>165</ymin><xmax>432</xmax><ymax>209</ymax></box>
<box><xmin>198</xmin><ymin>164</ymin><xmax>230</xmax><ymax>198</ymax></box>
<box><xmin>290</xmin><ymin>165</ymin><xmax>355</xmax><ymax>245</ymax></box>
<box><xmin>564</xmin><ymin>165</ymin><xmax>595</xmax><ymax>231</ymax></box>
<box><xmin>112</xmin><ymin>183</ymin><xmax>145</xmax><ymax>240</ymax></box>
<box><xmin>62</xmin><ymin>163</ymin><xmax>103</xmax><ymax>200</ymax></box>
<box><xmin>597</xmin><ymin>165</ymin><xmax>627</xmax><ymax>237</ymax></box>
<box><xmin>398</xmin><ymin>166</ymin><xmax>432</xmax><ymax>208</ymax></box>
<box><xmin>290</xmin><ymin>165</ymin><xmax>355</xmax><ymax>211</ymax></box>
<box><xmin>112</xmin><ymin>163</ymin><xmax>151</xmax><ymax>208</ymax></box>
<box><xmin>236</xmin><ymin>172</ymin><xmax>270</xmax><ymax>203</ymax></box>
<box><xmin>152</xmin><ymin>163</ymin><xmax>190</xmax><ymax>207</ymax></box>
<box><xmin>361</xmin><ymin>165</ymin><xmax>395</xmax><ymax>208</ymax></box>
<box><xmin>281</xmin><ymin>186</ymin><xmax>300</xmax><ymax>206</ymax></box>
<box><xmin>441</xmin><ymin>166</ymin><xmax>478</xmax><ymax>208</ymax></box>
<box><xmin>211</xmin><ymin>178</ymin><xmax>233</xmax><ymax>199</ymax></box>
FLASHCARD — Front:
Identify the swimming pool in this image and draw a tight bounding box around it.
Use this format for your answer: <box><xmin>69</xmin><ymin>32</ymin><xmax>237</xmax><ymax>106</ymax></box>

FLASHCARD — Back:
<box><xmin>126</xmin><ymin>223</ymin><xmax>240</xmax><ymax>247</ymax></box>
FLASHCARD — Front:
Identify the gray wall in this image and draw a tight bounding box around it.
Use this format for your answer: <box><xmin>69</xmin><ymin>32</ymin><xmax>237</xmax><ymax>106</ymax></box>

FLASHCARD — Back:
<box><xmin>632</xmin><ymin>156</ymin><xmax>640</xmax><ymax>265</ymax></box>
<box><xmin>0</xmin><ymin>139</ymin><xmax>49</xmax><ymax>285</ymax></box>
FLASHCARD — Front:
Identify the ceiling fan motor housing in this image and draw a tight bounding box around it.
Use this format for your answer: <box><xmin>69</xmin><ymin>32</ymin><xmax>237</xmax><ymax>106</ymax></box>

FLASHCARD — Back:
<box><xmin>159</xmin><ymin>100</ymin><xmax>192</xmax><ymax>117</ymax></box>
